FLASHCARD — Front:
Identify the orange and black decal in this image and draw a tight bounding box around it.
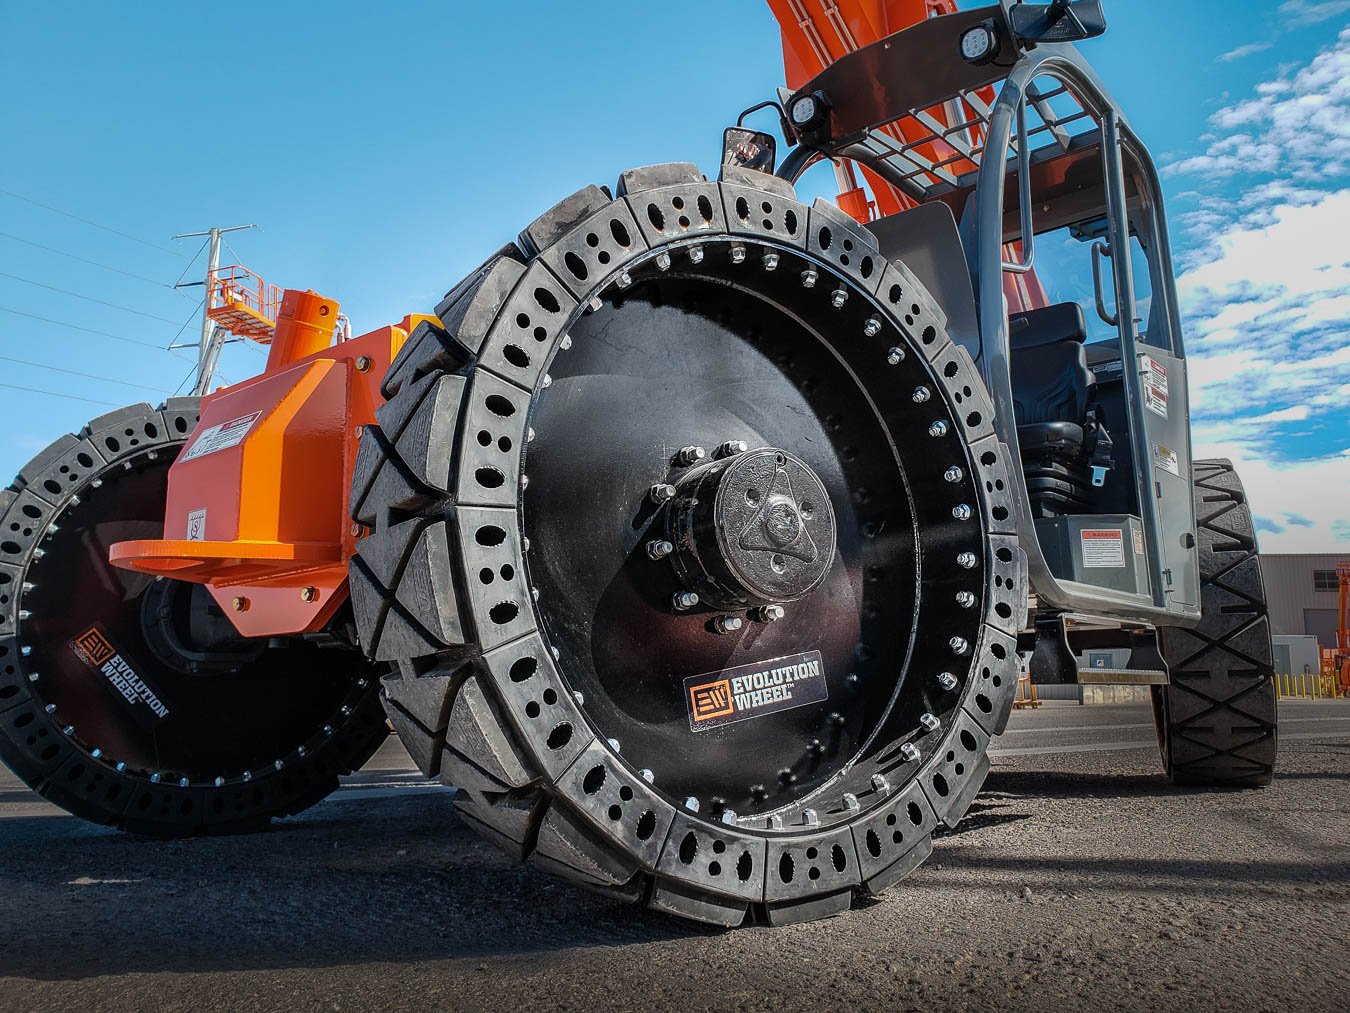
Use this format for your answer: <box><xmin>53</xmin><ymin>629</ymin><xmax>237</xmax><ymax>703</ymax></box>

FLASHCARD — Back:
<box><xmin>684</xmin><ymin>650</ymin><xmax>827</xmax><ymax>732</ymax></box>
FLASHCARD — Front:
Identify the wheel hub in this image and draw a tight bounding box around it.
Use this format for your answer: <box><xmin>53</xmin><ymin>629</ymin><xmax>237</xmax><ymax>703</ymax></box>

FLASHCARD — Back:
<box><xmin>666</xmin><ymin>447</ymin><xmax>836</xmax><ymax>609</ymax></box>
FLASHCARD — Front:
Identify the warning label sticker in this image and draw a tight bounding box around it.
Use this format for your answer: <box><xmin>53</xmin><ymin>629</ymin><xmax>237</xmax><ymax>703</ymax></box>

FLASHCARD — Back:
<box><xmin>1142</xmin><ymin>356</ymin><xmax>1169</xmax><ymax>419</ymax></box>
<box><xmin>1152</xmin><ymin>441</ymin><xmax>1182</xmax><ymax>478</ymax></box>
<box><xmin>181</xmin><ymin>411</ymin><xmax>262</xmax><ymax>462</ymax></box>
<box><xmin>185</xmin><ymin>508</ymin><xmax>207</xmax><ymax>541</ymax></box>
<box><xmin>69</xmin><ymin>625</ymin><xmax>171</xmax><ymax>726</ymax></box>
<box><xmin>1133</xmin><ymin>526</ymin><xmax>1145</xmax><ymax>557</ymax></box>
<box><xmin>1080</xmin><ymin>528</ymin><xmax>1126</xmax><ymax>568</ymax></box>
<box><xmin>685</xmin><ymin>650</ymin><xmax>827</xmax><ymax>732</ymax></box>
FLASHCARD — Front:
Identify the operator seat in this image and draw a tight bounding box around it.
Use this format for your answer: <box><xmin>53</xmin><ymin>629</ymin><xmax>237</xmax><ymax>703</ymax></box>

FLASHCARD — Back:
<box><xmin>1010</xmin><ymin>302</ymin><xmax>1113</xmax><ymax>516</ymax></box>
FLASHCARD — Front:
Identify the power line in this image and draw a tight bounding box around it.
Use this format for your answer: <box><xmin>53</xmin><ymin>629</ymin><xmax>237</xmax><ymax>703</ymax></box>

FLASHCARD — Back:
<box><xmin>0</xmin><ymin>185</ymin><xmax>187</xmax><ymax>259</ymax></box>
<box><xmin>0</xmin><ymin>354</ymin><xmax>169</xmax><ymax>394</ymax></box>
<box><xmin>0</xmin><ymin>382</ymin><xmax>121</xmax><ymax>407</ymax></box>
<box><xmin>0</xmin><ymin>271</ymin><xmax>181</xmax><ymax>324</ymax></box>
<box><xmin>0</xmin><ymin>230</ymin><xmax>177</xmax><ymax>288</ymax></box>
<box><xmin>0</xmin><ymin>305</ymin><xmax>166</xmax><ymax>349</ymax></box>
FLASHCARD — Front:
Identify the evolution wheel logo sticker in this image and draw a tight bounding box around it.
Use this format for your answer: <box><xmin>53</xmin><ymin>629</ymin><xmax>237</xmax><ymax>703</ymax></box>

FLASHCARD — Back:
<box><xmin>69</xmin><ymin>625</ymin><xmax>171</xmax><ymax>725</ymax></box>
<box><xmin>685</xmin><ymin>649</ymin><xmax>827</xmax><ymax>732</ymax></box>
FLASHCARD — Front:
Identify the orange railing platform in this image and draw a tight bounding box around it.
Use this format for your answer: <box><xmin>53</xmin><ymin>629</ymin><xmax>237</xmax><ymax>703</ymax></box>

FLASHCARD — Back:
<box><xmin>207</xmin><ymin>264</ymin><xmax>281</xmax><ymax>342</ymax></box>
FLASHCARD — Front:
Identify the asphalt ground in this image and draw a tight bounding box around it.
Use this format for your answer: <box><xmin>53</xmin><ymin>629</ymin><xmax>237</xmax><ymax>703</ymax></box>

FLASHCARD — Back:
<box><xmin>1</xmin><ymin>699</ymin><xmax>1347</xmax><ymax>1012</ymax></box>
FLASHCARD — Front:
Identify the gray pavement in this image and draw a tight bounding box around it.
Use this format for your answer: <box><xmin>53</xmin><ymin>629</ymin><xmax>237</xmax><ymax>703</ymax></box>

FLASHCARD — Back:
<box><xmin>1</xmin><ymin>700</ymin><xmax>1346</xmax><ymax>1011</ymax></box>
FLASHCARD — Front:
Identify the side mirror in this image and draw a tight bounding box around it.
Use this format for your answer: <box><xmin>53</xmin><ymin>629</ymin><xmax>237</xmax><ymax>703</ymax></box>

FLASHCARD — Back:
<box><xmin>1008</xmin><ymin>0</ymin><xmax>1106</xmax><ymax>44</ymax></box>
<box><xmin>722</xmin><ymin>127</ymin><xmax>777</xmax><ymax>174</ymax></box>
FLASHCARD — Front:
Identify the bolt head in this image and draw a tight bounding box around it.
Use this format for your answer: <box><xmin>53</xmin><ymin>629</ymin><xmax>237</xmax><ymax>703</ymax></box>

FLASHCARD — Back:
<box><xmin>949</xmin><ymin>636</ymin><xmax>971</xmax><ymax>655</ymax></box>
<box><xmin>957</xmin><ymin>552</ymin><xmax>978</xmax><ymax>569</ymax></box>
<box><xmin>684</xmin><ymin>796</ymin><xmax>700</xmax><ymax>812</ymax></box>
<box><xmin>300</xmin><ymin>586</ymin><xmax>318</xmax><ymax>603</ymax></box>
<box><xmin>649</xmin><ymin>483</ymin><xmax>677</xmax><ymax>505</ymax></box>
<box><xmin>886</xmin><ymin>347</ymin><xmax>905</xmax><ymax>365</ymax></box>
<box><xmin>928</xmin><ymin>420</ymin><xmax>949</xmax><ymax>437</ymax></box>
<box><xmin>675</xmin><ymin>445</ymin><xmax>707</xmax><ymax>466</ymax></box>
<box><xmin>955</xmin><ymin>591</ymin><xmax>977</xmax><ymax>608</ymax></box>
<box><xmin>830</xmin><ymin>288</ymin><xmax>848</xmax><ymax>308</ymax></box>
<box><xmin>688</xmin><ymin>245</ymin><xmax>704</xmax><ymax>264</ymax></box>
<box><xmin>920</xmin><ymin>712</ymin><xmax>941</xmax><ymax>732</ymax></box>
<box><xmin>231</xmin><ymin>596</ymin><xmax>249</xmax><ymax>612</ymax></box>
<box><xmin>753</xmin><ymin>604</ymin><xmax>785</xmax><ymax>623</ymax></box>
<box><xmin>913</xmin><ymin>386</ymin><xmax>931</xmax><ymax>403</ymax></box>
<box><xmin>715</xmin><ymin>439</ymin><xmax>748</xmax><ymax>458</ymax></box>
<box><xmin>801</xmin><ymin>268</ymin><xmax>819</xmax><ymax>288</ymax></box>
<box><xmin>871</xmin><ymin>773</ymin><xmax>890</xmax><ymax>792</ymax></box>
<box><xmin>937</xmin><ymin>671</ymin><xmax>959</xmax><ymax>691</ymax></box>
<box><xmin>864</xmin><ymin>318</ymin><xmax>882</xmax><ymax>337</ymax></box>
<box><xmin>762</xmin><ymin>252</ymin><xmax>780</xmax><ymax>271</ymax></box>
<box><xmin>646</xmin><ymin>539</ymin><xmax>674</xmax><ymax>560</ymax></box>
<box><xmin>900</xmin><ymin>742</ymin><xmax>921</xmax><ymax>763</ymax></box>
<box><xmin>944</xmin><ymin>466</ymin><xmax>964</xmax><ymax>483</ymax></box>
<box><xmin>354</xmin><ymin>355</ymin><xmax>372</xmax><ymax>373</ymax></box>
<box><xmin>952</xmin><ymin>503</ymin><xmax>972</xmax><ymax>521</ymax></box>
<box><xmin>712</xmin><ymin>615</ymin><xmax>743</xmax><ymax>635</ymax></box>
<box><xmin>673</xmin><ymin>591</ymin><xmax>700</xmax><ymax>611</ymax></box>
<box><xmin>730</xmin><ymin>245</ymin><xmax>747</xmax><ymax>264</ymax></box>
<box><xmin>656</xmin><ymin>252</ymin><xmax>672</xmax><ymax>271</ymax></box>
<box><xmin>720</xmin><ymin>809</ymin><xmax>738</xmax><ymax>824</ymax></box>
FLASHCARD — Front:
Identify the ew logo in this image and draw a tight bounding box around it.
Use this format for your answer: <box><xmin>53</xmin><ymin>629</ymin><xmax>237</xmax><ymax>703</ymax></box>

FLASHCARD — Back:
<box><xmin>689</xmin><ymin>679</ymin><xmax>734</xmax><ymax>722</ymax></box>
<box><xmin>71</xmin><ymin>627</ymin><xmax>116</xmax><ymax>667</ymax></box>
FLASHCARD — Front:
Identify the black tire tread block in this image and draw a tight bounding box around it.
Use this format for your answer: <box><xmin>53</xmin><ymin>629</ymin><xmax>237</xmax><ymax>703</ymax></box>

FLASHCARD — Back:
<box><xmin>1157</xmin><ymin>460</ymin><xmax>1278</xmax><ymax>787</ymax></box>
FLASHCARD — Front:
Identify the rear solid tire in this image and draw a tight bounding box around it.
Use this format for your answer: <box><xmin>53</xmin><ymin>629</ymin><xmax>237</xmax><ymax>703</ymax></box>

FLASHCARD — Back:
<box><xmin>1155</xmin><ymin>460</ymin><xmax>1277</xmax><ymax>786</ymax></box>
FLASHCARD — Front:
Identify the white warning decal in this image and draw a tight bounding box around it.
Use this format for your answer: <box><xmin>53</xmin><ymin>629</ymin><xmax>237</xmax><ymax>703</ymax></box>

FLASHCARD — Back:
<box><xmin>186</xmin><ymin>508</ymin><xmax>207</xmax><ymax>541</ymax></box>
<box><xmin>1142</xmin><ymin>356</ymin><xmax>1169</xmax><ymax>419</ymax></box>
<box><xmin>181</xmin><ymin>411</ymin><xmax>262</xmax><ymax>462</ymax></box>
<box><xmin>1152</xmin><ymin>441</ymin><xmax>1181</xmax><ymax>478</ymax></box>
<box><xmin>1081</xmin><ymin>528</ymin><xmax>1126</xmax><ymax>568</ymax></box>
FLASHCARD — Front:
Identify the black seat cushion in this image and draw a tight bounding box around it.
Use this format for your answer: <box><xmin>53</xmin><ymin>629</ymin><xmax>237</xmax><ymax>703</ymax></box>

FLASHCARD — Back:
<box><xmin>1011</xmin><ymin>303</ymin><xmax>1094</xmax><ymax>428</ymax></box>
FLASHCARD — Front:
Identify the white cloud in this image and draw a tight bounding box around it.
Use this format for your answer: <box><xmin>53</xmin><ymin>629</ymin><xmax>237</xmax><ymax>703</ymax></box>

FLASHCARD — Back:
<box><xmin>1219</xmin><ymin>42</ymin><xmax>1273</xmax><ymax>63</ymax></box>
<box><xmin>1278</xmin><ymin>0</ymin><xmax>1350</xmax><ymax>26</ymax></box>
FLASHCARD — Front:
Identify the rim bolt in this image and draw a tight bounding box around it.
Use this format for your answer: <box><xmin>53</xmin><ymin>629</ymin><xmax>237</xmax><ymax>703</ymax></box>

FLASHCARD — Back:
<box><xmin>607</xmin><ymin>737</ymin><xmax>621</xmax><ymax>752</ymax></box>
<box><xmin>712</xmin><ymin>615</ymin><xmax>743</xmax><ymax>635</ymax></box>
<box><xmin>752</xmin><ymin>604</ymin><xmax>785</xmax><ymax>623</ymax></box>
<box><xmin>559</xmin><ymin>335</ymin><xmax>573</xmax><ymax>351</ymax></box>
<box><xmin>913</xmin><ymin>386</ymin><xmax>931</xmax><ymax>403</ymax></box>
<box><xmin>730</xmin><ymin>244</ymin><xmax>747</xmax><ymax>264</ymax></box>
<box><xmin>44</xmin><ymin>703</ymin><xmax>56</xmax><ymax>714</ymax></box>
<box><xmin>684</xmin><ymin>796</ymin><xmax>700</xmax><ymax>812</ymax></box>
<box><xmin>672</xmin><ymin>591</ymin><xmax>700</xmax><ymax>611</ymax></box>
<box><xmin>688</xmin><ymin>244</ymin><xmax>704</xmax><ymax>264</ymax></box>
<box><xmin>649</xmin><ymin>483</ymin><xmax>677</xmax><ymax>505</ymax></box>
<box><xmin>646</xmin><ymin>539</ymin><xmax>674</xmax><ymax>560</ymax></box>
<box><xmin>300</xmin><ymin>586</ymin><xmax>318</xmax><ymax>603</ymax></box>
<box><xmin>639</xmin><ymin>768</ymin><xmax>654</xmax><ymax>783</ymax></box>
<box><xmin>802</xmin><ymin>808</ymin><xmax>819</xmax><ymax>828</ymax></box>
<box><xmin>801</xmin><ymin>267</ymin><xmax>819</xmax><ymax>288</ymax></box>
<box><xmin>762</xmin><ymin>252</ymin><xmax>780</xmax><ymax>271</ymax></box>
<box><xmin>957</xmin><ymin>551</ymin><xmax>978</xmax><ymax>569</ymax></box>
<box><xmin>242</xmin><ymin>770</ymin><xmax>252</xmax><ymax>781</ymax></box>
<box><xmin>20</xmin><ymin>646</ymin><xmax>31</xmax><ymax>657</ymax></box>
<box><xmin>30</xmin><ymin>549</ymin><xmax>44</xmax><ymax>560</ymax></box>
<box><xmin>62</xmin><ymin>725</ymin><xmax>74</xmax><ymax>736</ymax></box>
<box><xmin>928</xmin><ymin>420</ymin><xmax>949</xmax><ymax>437</ymax></box>
<box><xmin>350</xmin><ymin>522</ymin><xmax>365</xmax><ymax>538</ymax></box>
<box><xmin>830</xmin><ymin>288</ymin><xmax>848</xmax><ymax>308</ymax></box>
<box><xmin>541</xmin><ymin>373</ymin><xmax>553</xmax><ymax>389</ymax></box>
<box><xmin>715</xmin><ymin>439</ymin><xmax>748</xmax><ymax>458</ymax></box>
<box><xmin>949</xmin><ymin>636</ymin><xmax>971</xmax><ymax>655</ymax></box>
<box><xmin>215</xmin><ymin>776</ymin><xmax>225</xmax><ymax>787</ymax></box>
<box><xmin>871</xmin><ymin>773</ymin><xmax>890</xmax><ymax>793</ymax></box>
<box><xmin>573</xmin><ymin>690</ymin><xmax>585</xmax><ymax>705</ymax></box>
<box><xmin>28</xmin><ymin>673</ymin><xmax>39</xmax><ymax>682</ymax></box>
<box><xmin>920</xmin><ymin>712</ymin><xmax>941</xmax><ymax>732</ymax></box>
<box><xmin>944</xmin><ymin>466</ymin><xmax>964</xmax><ymax>483</ymax></box>
<box><xmin>864</xmin><ymin>318</ymin><xmax>882</xmax><ymax>337</ymax></box>
<box><xmin>843</xmin><ymin>793</ymin><xmax>860</xmax><ymax>812</ymax></box>
<box><xmin>900</xmin><ymin>743</ymin><xmax>921</xmax><ymax>763</ymax></box>
<box><xmin>354</xmin><ymin>355</ymin><xmax>372</xmax><ymax>373</ymax></box>
<box><xmin>656</xmin><ymin>252</ymin><xmax>672</xmax><ymax>271</ymax></box>
<box><xmin>886</xmin><ymin>346</ymin><xmax>905</xmax><ymax>365</ymax></box>
<box><xmin>527</xmin><ymin>427</ymin><xmax>536</xmax><ymax>442</ymax></box>
<box><xmin>674</xmin><ymin>445</ymin><xmax>706</xmax><ymax>466</ymax></box>
<box><xmin>721</xmin><ymin>809</ymin><xmax>739</xmax><ymax>824</ymax></box>
<box><xmin>955</xmin><ymin>591</ymin><xmax>977</xmax><ymax>608</ymax></box>
<box><xmin>231</xmin><ymin>596</ymin><xmax>249</xmax><ymax>612</ymax></box>
<box><xmin>952</xmin><ymin>503</ymin><xmax>972</xmax><ymax>520</ymax></box>
<box><xmin>768</xmin><ymin>814</ymin><xmax>785</xmax><ymax>830</ymax></box>
<box><xmin>91</xmin><ymin>748</ymin><xmax>102</xmax><ymax>759</ymax></box>
<box><xmin>18</xmin><ymin>609</ymin><xmax>31</xmax><ymax>621</ymax></box>
<box><xmin>616</xmin><ymin>270</ymin><xmax>633</xmax><ymax>288</ymax></box>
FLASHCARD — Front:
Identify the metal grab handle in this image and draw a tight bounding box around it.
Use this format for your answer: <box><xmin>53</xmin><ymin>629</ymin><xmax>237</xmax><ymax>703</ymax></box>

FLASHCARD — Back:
<box><xmin>1001</xmin><ymin>98</ymin><xmax>1035</xmax><ymax>275</ymax></box>
<box><xmin>1091</xmin><ymin>240</ymin><xmax>1118</xmax><ymax>326</ymax></box>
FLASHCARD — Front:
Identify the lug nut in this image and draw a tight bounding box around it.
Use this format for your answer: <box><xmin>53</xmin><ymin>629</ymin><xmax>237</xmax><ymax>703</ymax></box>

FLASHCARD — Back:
<box><xmin>300</xmin><ymin>586</ymin><xmax>319</xmax><ymax>603</ymax></box>
<box><xmin>639</xmin><ymin>768</ymin><xmax>655</xmax><ymax>783</ymax></box>
<box><xmin>928</xmin><ymin>420</ymin><xmax>949</xmax><ymax>437</ymax></box>
<box><xmin>649</xmin><ymin>483</ymin><xmax>677</xmax><ymax>505</ymax></box>
<box><xmin>672</xmin><ymin>591</ymin><xmax>700</xmax><ymax>611</ymax></box>
<box><xmin>864</xmin><ymin>318</ymin><xmax>882</xmax><ymax>337</ymax></box>
<box><xmin>688</xmin><ymin>244</ymin><xmax>704</xmax><ymax>264</ymax></box>
<box><xmin>559</xmin><ymin>335</ymin><xmax>572</xmax><ymax>350</ymax></box>
<box><xmin>712</xmin><ymin>615</ymin><xmax>743</xmax><ymax>635</ymax></box>
<box><xmin>801</xmin><ymin>267</ymin><xmax>819</xmax><ymax>288</ymax></box>
<box><xmin>843</xmin><ymin>793</ymin><xmax>860</xmax><ymax>812</ymax></box>
<box><xmin>721</xmin><ymin>809</ymin><xmax>739</xmax><ymax>824</ymax></box>
<box><xmin>802</xmin><ymin>808</ymin><xmax>819</xmax><ymax>828</ymax></box>
<box><xmin>656</xmin><ymin>252</ymin><xmax>672</xmax><ymax>271</ymax></box>
<box><xmin>231</xmin><ymin>596</ymin><xmax>249</xmax><ymax>612</ymax></box>
<box><xmin>830</xmin><ymin>288</ymin><xmax>848</xmax><ymax>308</ymax></box>
<box><xmin>730</xmin><ymin>244</ymin><xmax>747</xmax><ymax>264</ymax></box>
<box><xmin>886</xmin><ymin>347</ymin><xmax>905</xmax><ymax>365</ymax></box>
<box><xmin>607</xmin><ymin>737</ymin><xmax>621</xmax><ymax>752</ymax></box>
<box><xmin>674</xmin><ymin>445</ymin><xmax>706</xmax><ymax>466</ymax></box>
<box><xmin>354</xmin><ymin>355</ymin><xmax>372</xmax><ymax>373</ymax></box>
<box><xmin>955</xmin><ymin>591</ymin><xmax>977</xmax><ymax>608</ymax></box>
<box><xmin>762</xmin><ymin>252</ymin><xmax>780</xmax><ymax>271</ymax></box>
<box><xmin>684</xmin><ymin>796</ymin><xmax>700</xmax><ymax>812</ymax></box>
<box><xmin>715</xmin><ymin>439</ymin><xmax>748</xmax><ymax>458</ymax></box>
<box><xmin>871</xmin><ymin>773</ymin><xmax>890</xmax><ymax>793</ymax></box>
<box><xmin>944</xmin><ymin>466</ymin><xmax>964</xmax><ymax>483</ymax></box>
<box><xmin>938</xmin><ymin>671</ymin><xmax>959</xmax><ymax>691</ymax></box>
<box><xmin>913</xmin><ymin>386</ymin><xmax>931</xmax><ymax>403</ymax></box>
<box><xmin>949</xmin><ymin>636</ymin><xmax>971</xmax><ymax>655</ymax></box>
<box><xmin>900</xmin><ymin>742</ymin><xmax>921</xmax><ymax>763</ymax></box>
<box><xmin>646</xmin><ymin>539</ymin><xmax>674</xmax><ymax>560</ymax></box>
<box><xmin>952</xmin><ymin>503</ymin><xmax>972</xmax><ymax>520</ymax></box>
<box><xmin>350</xmin><ymin>522</ymin><xmax>365</xmax><ymax>538</ymax></box>
<box><xmin>957</xmin><ymin>552</ymin><xmax>978</xmax><ymax>569</ymax></box>
<box><xmin>920</xmin><ymin>712</ymin><xmax>941</xmax><ymax>732</ymax></box>
<box><xmin>752</xmin><ymin>604</ymin><xmax>785</xmax><ymax>623</ymax></box>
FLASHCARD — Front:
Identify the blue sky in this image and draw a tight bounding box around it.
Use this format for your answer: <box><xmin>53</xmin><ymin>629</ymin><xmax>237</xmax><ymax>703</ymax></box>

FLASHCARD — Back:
<box><xmin>2</xmin><ymin>0</ymin><xmax>1347</xmax><ymax>551</ymax></box>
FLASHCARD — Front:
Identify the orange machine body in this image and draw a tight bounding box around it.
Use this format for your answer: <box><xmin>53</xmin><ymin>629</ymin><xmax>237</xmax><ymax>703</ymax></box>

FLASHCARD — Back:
<box><xmin>109</xmin><ymin>288</ymin><xmax>435</xmax><ymax>638</ymax></box>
